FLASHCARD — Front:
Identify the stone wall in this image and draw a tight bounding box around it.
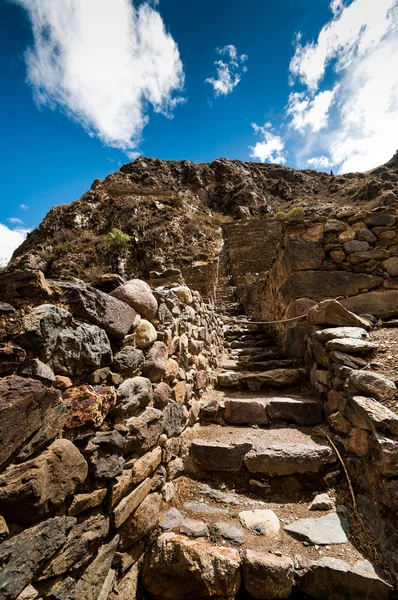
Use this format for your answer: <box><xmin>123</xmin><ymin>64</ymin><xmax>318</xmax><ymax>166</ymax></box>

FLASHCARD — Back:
<box><xmin>256</xmin><ymin>206</ymin><xmax>398</xmax><ymax>355</ymax></box>
<box><xmin>304</xmin><ymin>299</ymin><xmax>398</xmax><ymax>585</ymax></box>
<box><xmin>0</xmin><ymin>272</ymin><xmax>224</xmax><ymax>599</ymax></box>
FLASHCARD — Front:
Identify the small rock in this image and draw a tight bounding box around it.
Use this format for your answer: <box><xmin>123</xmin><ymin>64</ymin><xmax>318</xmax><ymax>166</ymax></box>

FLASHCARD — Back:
<box><xmin>134</xmin><ymin>320</ymin><xmax>157</xmax><ymax>349</ymax></box>
<box><xmin>309</xmin><ymin>493</ymin><xmax>335</xmax><ymax>511</ymax></box>
<box><xmin>239</xmin><ymin>509</ymin><xmax>280</xmax><ymax>537</ymax></box>
<box><xmin>215</xmin><ymin>522</ymin><xmax>245</xmax><ymax>545</ymax></box>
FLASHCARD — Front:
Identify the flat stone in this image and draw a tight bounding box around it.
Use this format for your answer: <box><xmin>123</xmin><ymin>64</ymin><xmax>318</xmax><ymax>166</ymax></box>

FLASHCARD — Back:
<box><xmin>284</xmin><ymin>271</ymin><xmax>382</xmax><ymax>301</ymax></box>
<box><xmin>141</xmin><ymin>533</ymin><xmax>241</xmax><ymax>600</ymax></box>
<box><xmin>224</xmin><ymin>398</ymin><xmax>268</xmax><ymax>425</ymax></box>
<box><xmin>239</xmin><ymin>509</ymin><xmax>280</xmax><ymax>537</ymax></box>
<box><xmin>347</xmin><ymin>247</ymin><xmax>390</xmax><ymax>265</ymax></box>
<box><xmin>284</xmin><ymin>512</ymin><xmax>349</xmax><ymax>545</ymax></box>
<box><xmin>160</xmin><ymin>508</ymin><xmax>183</xmax><ymax>531</ymax></box>
<box><xmin>74</xmin><ymin>535</ymin><xmax>119</xmax><ymax>600</ymax></box>
<box><xmin>345</xmin><ymin>395</ymin><xmax>398</xmax><ymax>435</ymax></box>
<box><xmin>17</xmin><ymin>402</ymin><xmax>71</xmax><ymax>461</ymax></box>
<box><xmin>346</xmin><ymin>370</ymin><xmax>397</xmax><ymax>402</ymax></box>
<box><xmin>242</xmin><ymin>369</ymin><xmax>303</xmax><ymax>390</ymax></box>
<box><xmin>218</xmin><ymin>370</ymin><xmax>242</xmax><ymax>387</ymax></box>
<box><xmin>56</xmin><ymin>280</ymin><xmax>137</xmax><ymax>338</ymax></box>
<box><xmin>191</xmin><ymin>439</ymin><xmax>252</xmax><ymax>471</ymax></box>
<box><xmin>315</xmin><ymin>327</ymin><xmax>369</xmax><ymax>342</ymax></box>
<box><xmin>307</xmin><ymin>299</ymin><xmax>371</xmax><ymax>328</ymax></box>
<box><xmin>372</xmin><ymin>431</ymin><xmax>398</xmax><ymax>476</ymax></box>
<box><xmin>243</xmin><ymin>550</ymin><xmax>294</xmax><ymax>600</ymax></box>
<box><xmin>244</xmin><ymin>442</ymin><xmax>334</xmax><ymax>476</ymax></box>
<box><xmin>298</xmin><ymin>557</ymin><xmax>393</xmax><ymax>600</ymax></box>
<box><xmin>284</xmin><ymin>237</ymin><xmax>325</xmax><ymax>271</ymax></box>
<box><xmin>309</xmin><ymin>493</ymin><xmax>335</xmax><ymax>511</ymax></box>
<box><xmin>113</xmin><ymin>478</ymin><xmax>151</xmax><ymax>528</ymax></box>
<box><xmin>179</xmin><ymin>519</ymin><xmax>208</xmax><ymax>537</ymax></box>
<box><xmin>265</xmin><ymin>397</ymin><xmax>322</xmax><ymax>426</ymax></box>
<box><xmin>0</xmin><ymin>301</ymin><xmax>15</xmax><ymax>312</ymax></box>
<box><xmin>215</xmin><ymin>522</ymin><xmax>245</xmax><ymax>545</ymax></box>
<box><xmin>69</xmin><ymin>488</ymin><xmax>107</xmax><ymax>516</ymax></box>
<box><xmin>365</xmin><ymin>213</ymin><xmax>396</xmax><ymax>227</ymax></box>
<box><xmin>0</xmin><ymin>516</ymin><xmax>75</xmax><ymax>600</ymax></box>
<box><xmin>129</xmin><ymin>446</ymin><xmax>162</xmax><ymax>486</ymax></box>
<box><xmin>0</xmin><ymin>376</ymin><xmax>61</xmax><ymax>467</ymax></box>
<box><xmin>119</xmin><ymin>493</ymin><xmax>162</xmax><ymax>550</ymax></box>
<box><xmin>325</xmin><ymin>338</ymin><xmax>378</xmax><ymax>353</ymax></box>
<box><xmin>329</xmin><ymin>351</ymin><xmax>367</xmax><ymax>368</ymax></box>
<box><xmin>183</xmin><ymin>501</ymin><xmax>228</xmax><ymax>515</ymax></box>
<box><xmin>16</xmin><ymin>585</ymin><xmax>39</xmax><ymax>600</ymax></box>
<box><xmin>0</xmin><ymin>439</ymin><xmax>87</xmax><ymax>523</ymax></box>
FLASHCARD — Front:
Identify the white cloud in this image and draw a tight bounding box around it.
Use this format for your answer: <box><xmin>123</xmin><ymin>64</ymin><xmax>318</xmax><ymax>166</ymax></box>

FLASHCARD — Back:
<box><xmin>206</xmin><ymin>45</ymin><xmax>248</xmax><ymax>97</ymax></box>
<box><xmin>290</xmin><ymin>0</ymin><xmax>397</xmax><ymax>92</ymax></box>
<box><xmin>307</xmin><ymin>155</ymin><xmax>333</xmax><ymax>169</ymax></box>
<box><xmin>12</xmin><ymin>0</ymin><xmax>184</xmax><ymax>153</ymax></box>
<box><xmin>282</xmin><ymin>0</ymin><xmax>398</xmax><ymax>172</ymax></box>
<box><xmin>0</xmin><ymin>224</ymin><xmax>30</xmax><ymax>267</ymax></box>
<box><xmin>19</xmin><ymin>204</ymin><xmax>29</xmax><ymax>211</ymax></box>
<box><xmin>250</xmin><ymin>122</ymin><xmax>286</xmax><ymax>164</ymax></box>
<box><xmin>7</xmin><ymin>217</ymin><xmax>25</xmax><ymax>225</ymax></box>
<box><xmin>287</xmin><ymin>88</ymin><xmax>337</xmax><ymax>133</ymax></box>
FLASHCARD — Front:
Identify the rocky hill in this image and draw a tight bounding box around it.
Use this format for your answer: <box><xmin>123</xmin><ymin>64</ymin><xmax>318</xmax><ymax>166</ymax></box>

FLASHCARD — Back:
<box><xmin>10</xmin><ymin>153</ymin><xmax>398</xmax><ymax>283</ymax></box>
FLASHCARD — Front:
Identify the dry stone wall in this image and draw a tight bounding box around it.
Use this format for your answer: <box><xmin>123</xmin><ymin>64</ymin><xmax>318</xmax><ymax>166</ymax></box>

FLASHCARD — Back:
<box><xmin>0</xmin><ymin>272</ymin><xmax>223</xmax><ymax>599</ymax></box>
<box><xmin>256</xmin><ymin>206</ymin><xmax>398</xmax><ymax>355</ymax></box>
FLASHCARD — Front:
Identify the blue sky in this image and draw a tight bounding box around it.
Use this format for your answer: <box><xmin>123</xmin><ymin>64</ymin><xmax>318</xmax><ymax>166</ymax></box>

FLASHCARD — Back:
<box><xmin>1</xmin><ymin>0</ymin><xmax>398</xmax><ymax>264</ymax></box>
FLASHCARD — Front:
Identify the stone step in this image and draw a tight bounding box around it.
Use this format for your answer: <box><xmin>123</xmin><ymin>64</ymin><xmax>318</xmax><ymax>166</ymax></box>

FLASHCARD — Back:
<box><xmin>221</xmin><ymin>396</ymin><xmax>323</xmax><ymax>426</ymax></box>
<box><xmin>217</xmin><ymin>368</ymin><xmax>305</xmax><ymax>390</ymax></box>
<box><xmin>229</xmin><ymin>338</ymin><xmax>274</xmax><ymax>349</ymax></box>
<box><xmin>219</xmin><ymin>358</ymin><xmax>293</xmax><ymax>372</ymax></box>
<box><xmin>188</xmin><ymin>424</ymin><xmax>336</xmax><ymax>476</ymax></box>
<box><xmin>231</xmin><ymin>344</ymin><xmax>277</xmax><ymax>356</ymax></box>
<box><xmin>144</xmin><ymin>478</ymin><xmax>392</xmax><ymax>600</ymax></box>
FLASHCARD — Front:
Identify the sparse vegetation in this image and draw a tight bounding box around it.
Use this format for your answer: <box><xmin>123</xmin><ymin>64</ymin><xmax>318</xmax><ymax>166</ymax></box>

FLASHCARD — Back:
<box><xmin>104</xmin><ymin>228</ymin><xmax>133</xmax><ymax>250</ymax></box>
<box><xmin>207</xmin><ymin>524</ymin><xmax>220</xmax><ymax>543</ymax></box>
<box><xmin>275</xmin><ymin>206</ymin><xmax>305</xmax><ymax>220</ymax></box>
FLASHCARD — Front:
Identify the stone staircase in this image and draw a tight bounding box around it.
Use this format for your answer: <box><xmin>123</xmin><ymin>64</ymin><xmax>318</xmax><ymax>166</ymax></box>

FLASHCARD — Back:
<box><xmin>144</xmin><ymin>315</ymin><xmax>395</xmax><ymax>599</ymax></box>
<box><xmin>215</xmin><ymin>239</ymin><xmax>239</xmax><ymax>316</ymax></box>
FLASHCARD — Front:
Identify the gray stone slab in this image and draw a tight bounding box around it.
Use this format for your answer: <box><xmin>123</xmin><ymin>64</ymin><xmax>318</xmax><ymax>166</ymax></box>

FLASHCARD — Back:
<box><xmin>284</xmin><ymin>512</ymin><xmax>349</xmax><ymax>545</ymax></box>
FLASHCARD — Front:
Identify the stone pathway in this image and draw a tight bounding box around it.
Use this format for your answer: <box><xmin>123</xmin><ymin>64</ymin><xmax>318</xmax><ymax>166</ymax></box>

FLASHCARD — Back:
<box><xmin>143</xmin><ymin>314</ymin><xmax>394</xmax><ymax>599</ymax></box>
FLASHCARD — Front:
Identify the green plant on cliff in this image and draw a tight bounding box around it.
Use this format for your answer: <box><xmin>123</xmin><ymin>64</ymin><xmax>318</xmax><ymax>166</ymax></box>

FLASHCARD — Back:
<box><xmin>104</xmin><ymin>228</ymin><xmax>133</xmax><ymax>250</ymax></box>
<box><xmin>275</xmin><ymin>206</ymin><xmax>305</xmax><ymax>221</ymax></box>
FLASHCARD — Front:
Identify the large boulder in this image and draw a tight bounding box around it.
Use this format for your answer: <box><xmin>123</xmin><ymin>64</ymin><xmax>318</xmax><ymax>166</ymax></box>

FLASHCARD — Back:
<box><xmin>307</xmin><ymin>300</ymin><xmax>371</xmax><ymax>328</ymax></box>
<box><xmin>0</xmin><ymin>439</ymin><xmax>87</xmax><ymax>523</ymax></box>
<box><xmin>112</xmin><ymin>346</ymin><xmax>144</xmax><ymax>375</ymax></box>
<box><xmin>55</xmin><ymin>280</ymin><xmax>137</xmax><ymax>338</ymax></box>
<box><xmin>111</xmin><ymin>376</ymin><xmax>152</xmax><ymax>418</ymax></box>
<box><xmin>141</xmin><ymin>532</ymin><xmax>241</xmax><ymax>600</ymax></box>
<box><xmin>0</xmin><ymin>516</ymin><xmax>76</xmax><ymax>600</ymax></box>
<box><xmin>18</xmin><ymin>304</ymin><xmax>113</xmax><ymax>375</ymax></box>
<box><xmin>342</xmin><ymin>290</ymin><xmax>398</xmax><ymax>319</ymax></box>
<box><xmin>111</xmin><ymin>279</ymin><xmax>158</xmax><ymax>320</ymax></box>
<box><xmin>242</xmin><ymin>550</ymin><xmax>294</xmax><ymax>599</ymax></box>
<box><xmin>0</xmin><ymin>376</ymin><xmax>61</xmax><ymax>467</ymax></box>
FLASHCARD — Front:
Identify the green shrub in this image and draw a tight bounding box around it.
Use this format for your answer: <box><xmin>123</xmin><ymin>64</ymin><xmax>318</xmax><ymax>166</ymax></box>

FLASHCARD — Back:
<box><xmin>104</xmin><ymin>228</ymin><xmax>133</xmax><ymax>250</ymax></box>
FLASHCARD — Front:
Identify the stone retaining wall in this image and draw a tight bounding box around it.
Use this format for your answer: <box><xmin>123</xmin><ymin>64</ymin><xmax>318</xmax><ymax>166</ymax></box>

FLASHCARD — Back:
<box><xmin>305</xmin><ymin>300</ymin><xmax>398</xmax><ymax>586</ymax></box>
<box><xmin>0</xmin><ymin>272</ymin><xmax>223</xmax><ymax>599</ymax></box>
<box><xmin>256</xmin><ymin>206</ymin><xmax>398</xmax><ymax>355</ymax></box>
